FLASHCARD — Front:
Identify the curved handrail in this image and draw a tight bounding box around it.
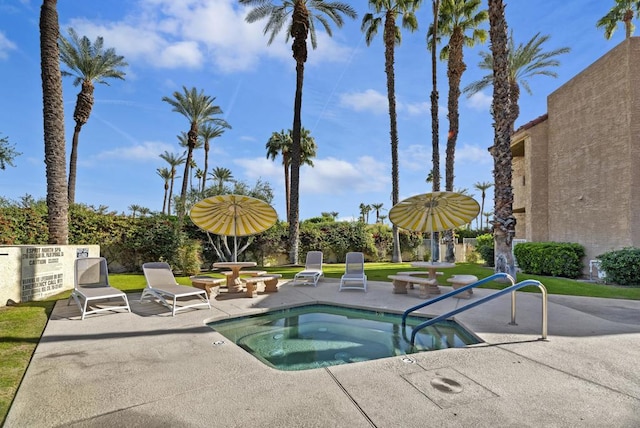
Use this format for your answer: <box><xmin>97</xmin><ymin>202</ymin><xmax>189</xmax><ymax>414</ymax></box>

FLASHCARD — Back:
<box><xmin>401</xmin><ymin>273</ymin><xmax>516</xmax><ymax>327</ymax></box>
<box><xmin>409</xmin><ymin>279</ymin><xmax>548</xmax><ymax>346</ymax></box>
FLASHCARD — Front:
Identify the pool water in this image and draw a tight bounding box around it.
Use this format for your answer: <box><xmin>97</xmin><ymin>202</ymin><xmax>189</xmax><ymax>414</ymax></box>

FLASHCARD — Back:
<box><xmin>207</xmin><ymin>304</ymin><xmax>481</xmax><ymax>371</ymax></box>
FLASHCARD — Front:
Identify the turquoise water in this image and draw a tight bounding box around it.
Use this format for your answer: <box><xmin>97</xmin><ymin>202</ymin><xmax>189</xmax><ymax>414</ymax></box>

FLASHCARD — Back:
<box><xmin>207</xmin><ymin>304</ymin><xmax>481</xmax><ymax>371</ymax></box>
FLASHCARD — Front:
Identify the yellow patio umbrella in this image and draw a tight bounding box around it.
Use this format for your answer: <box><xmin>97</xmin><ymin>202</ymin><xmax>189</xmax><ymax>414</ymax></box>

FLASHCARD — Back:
<box><xmin>189</xmin><ymin>194</ymin><xmax>277</xmax><ymax>262</ymax></box>
<box><xmin>389</xmin><ymin>191</ymin><xmax>480</xmax><ymax>261</ymax></box>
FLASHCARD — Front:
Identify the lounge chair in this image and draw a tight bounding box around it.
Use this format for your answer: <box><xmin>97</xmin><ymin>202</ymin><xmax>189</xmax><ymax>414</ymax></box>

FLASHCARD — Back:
<box><xmin>339</xmin><ymin>252</ymin><xmax>367</xmax><ymax>292</ymax></box>
<box><xmin>292</xmin><ymin>251</ymin><xmax>324</xmax><ymax>286</ymax></box>
<box><xmin>68</xmin><ymin>257</ymin><xmax>131</xmax><ymax>320</ymax></box>
<box><xmin>141</xmin><ymin>262</ymin><xmax>211</xmax><ymax>316</ymax></box>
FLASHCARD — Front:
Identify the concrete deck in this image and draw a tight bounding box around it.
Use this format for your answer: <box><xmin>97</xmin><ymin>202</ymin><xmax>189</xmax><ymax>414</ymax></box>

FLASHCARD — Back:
<box><xmin>6</xmin><ymin>279</ymin><xmax>640</xmax><ymax>427</ymax></box>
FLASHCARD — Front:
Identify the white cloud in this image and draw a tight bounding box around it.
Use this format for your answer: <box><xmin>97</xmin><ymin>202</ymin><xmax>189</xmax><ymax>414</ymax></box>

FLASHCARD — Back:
<box><xmin>400</xmin><ymin>144</ymin><xmax>431</xmax><ymax>171</ymax></box>
<box><xmin>339</xmin><ymin>89</ymin><xmax>388</xmax><ymax>114</ymax></box>
<box><xmin>94</xmin><ymin>141</ymin><xmax>175</xmax><ymax>162</ymax></box>
<box><xmin>64</xmin><ymin>0</ymin><xmax>354</xmax><ymax>74</ymax></box>
<box><xmin>455</xmin><ymin>143</ymin><xmax>492</xmax><ymax>164</ymax></box>
<box><xmin>235</xmin><ymin>155</ymin><xmax>388</xmax><ymax>195</ymax></box>
<box><xmin>466</xmin><ymin>91</ymin><xmax>492</xmax><ymax>111</ymax></box>
<box><xmin>404</xmin><ymin>101</ymin><xmax>429</xmax><ymax>116</ymax></box>
<box><xmin>0</xmin><ymin>31</ymin><xmax>17</xmax><ymax>60</ymax></box>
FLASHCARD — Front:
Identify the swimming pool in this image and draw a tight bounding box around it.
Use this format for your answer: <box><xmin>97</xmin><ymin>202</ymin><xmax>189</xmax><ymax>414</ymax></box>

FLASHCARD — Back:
<box><xmin>207</xmin><ymin>304</ymin><xmax>481</xmax><ymax>371</ymax></box>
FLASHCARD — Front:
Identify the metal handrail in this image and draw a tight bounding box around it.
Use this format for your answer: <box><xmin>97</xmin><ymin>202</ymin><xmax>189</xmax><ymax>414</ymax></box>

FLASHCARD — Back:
<box><xmin>408</xmin><ymin>278</ymin><xmax>548</xmax><ymax>346</ymax></box>
<box><xmin>401</xmin><ymin>273</ymin><xmax>515</xmax><ymax>327</ymax></box>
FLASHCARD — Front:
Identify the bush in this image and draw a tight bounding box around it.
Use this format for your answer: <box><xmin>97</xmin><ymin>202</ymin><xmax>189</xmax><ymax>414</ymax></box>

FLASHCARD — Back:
<box><xmin>514</xmin><ymin>242</ymin><xmax>585</xmax><ymax>278</ymax></box>
<box><xmin>598</xmin><ymin>247</ymin><xmax>640</xmax><ymax>286</ymax></box>
<box><xmin>475</xmin><ymin>233</ymin><xmax>495</xmax><ymax>267</ymax></box>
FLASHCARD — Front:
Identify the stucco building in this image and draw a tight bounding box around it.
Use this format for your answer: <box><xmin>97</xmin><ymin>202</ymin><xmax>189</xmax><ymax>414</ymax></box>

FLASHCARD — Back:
<box><xmin>511</xmin><ymin>37</ymin><xmax>640</xmax><ymax>272</ymax></box>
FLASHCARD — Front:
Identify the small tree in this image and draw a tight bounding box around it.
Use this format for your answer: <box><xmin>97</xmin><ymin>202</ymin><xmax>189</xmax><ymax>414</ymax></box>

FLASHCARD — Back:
<box><xmin>0</xmin><ymin>134</ymin><xmax>20</xmax><ymax>169</ymax></box>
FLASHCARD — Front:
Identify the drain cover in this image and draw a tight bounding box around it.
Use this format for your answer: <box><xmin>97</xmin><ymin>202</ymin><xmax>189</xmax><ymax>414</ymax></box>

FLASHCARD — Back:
<box><xmin>430</xmin><ymin>377</ymin><xmax>463</xmax><ymax>394</ymax></box>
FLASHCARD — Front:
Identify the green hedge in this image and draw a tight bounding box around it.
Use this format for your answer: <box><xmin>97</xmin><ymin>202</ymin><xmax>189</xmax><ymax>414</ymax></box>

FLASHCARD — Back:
<box><xmin>598</xmin><ymin>247</ymin><xmax>640</xmax><ymax>286</ymax></box>
<box><xmin>514</xmin><ymin>242</ymin><xmax>585</xmax><ymax>278</ymax></box>
<box><xmin>475</xmin><ymin>233</ymin><xmax>495</xmax><ymax>267</ymax></box>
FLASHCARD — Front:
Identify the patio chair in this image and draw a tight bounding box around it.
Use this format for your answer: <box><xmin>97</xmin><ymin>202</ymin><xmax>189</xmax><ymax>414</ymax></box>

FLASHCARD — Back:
<box><xmin>339</xmin><ymin>252</ymin><xmax>367</xmax><ymax>292</ymax></box>
<box><xmin>292</xmin><ymin>251</ymin><xmax>324</xmax><ymax>286</ymax></box>
<box><xmin>68</xmin><ymin>257</ymin><xmax>131</xmax><ymax>320</ymax></box>
<box><xmin>141</xmin><ymin>262</ymin><xmax>211</xmax><ymax>316</ymax></box>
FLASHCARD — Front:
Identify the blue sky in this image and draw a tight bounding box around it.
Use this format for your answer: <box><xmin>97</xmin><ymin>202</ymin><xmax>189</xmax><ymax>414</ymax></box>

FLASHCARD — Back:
<box><xmin>0</xmin><ymin>0</ymin><xmax>629</xmax><ymax>222</ymax></box>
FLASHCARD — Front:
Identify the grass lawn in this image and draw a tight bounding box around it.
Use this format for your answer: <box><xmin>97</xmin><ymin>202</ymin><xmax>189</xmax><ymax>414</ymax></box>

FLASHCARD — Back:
<box><xmin>2</xmin><ymin>261</ymin><xmax>640</xmax><ymax>424</ymax></box>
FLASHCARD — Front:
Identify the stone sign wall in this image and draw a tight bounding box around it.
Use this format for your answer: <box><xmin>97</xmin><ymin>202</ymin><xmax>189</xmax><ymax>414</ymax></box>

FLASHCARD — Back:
<box><xmin>0</xmin><ymin>245</ymin><xmax>99</xmax><ymax>307</ymax></box>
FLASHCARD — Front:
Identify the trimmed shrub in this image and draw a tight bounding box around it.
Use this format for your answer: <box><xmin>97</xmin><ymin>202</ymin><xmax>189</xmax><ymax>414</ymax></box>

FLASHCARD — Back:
<box><xmin>475</xmin><ymin>233</ymin><xmax>495</xmax><ymax>267</ymax></box>
<box><xmin>514</xmin><ymin>242</ymin><xmax>585</xmax><ymax>278</ymax></box>
<box><xmin>597</xmin><ymin>247</ymin><xmax>640</xmax><ymax>286</ymax></box>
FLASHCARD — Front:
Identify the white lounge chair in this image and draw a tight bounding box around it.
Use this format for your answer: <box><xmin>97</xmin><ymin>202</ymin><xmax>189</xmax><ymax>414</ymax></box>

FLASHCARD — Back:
<box><xmin>292</xmin><ymin>251</ymin><xmax>324</xmax><ymax>286</ymax></box>
<box><xmin>141</xmin><ymin>262</ymin><xmax>211</xmax><ymax>316</ymax></box>
<box><xmin>68</xmin><ymin>257</ymin><xmax>131</xmax><ymax>320</ymax></box>
<box><xmin>339</xmin><ymin>252</ymin><xmax>367</xmax><ymax>292</ymax></box>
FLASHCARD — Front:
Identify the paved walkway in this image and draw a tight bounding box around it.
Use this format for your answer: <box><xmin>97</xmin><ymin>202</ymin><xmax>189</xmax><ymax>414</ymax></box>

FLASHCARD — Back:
<box><xmin>6</xmin><ymin>279</ymin><xmax>640</xmax><ymax>427</ymax></box>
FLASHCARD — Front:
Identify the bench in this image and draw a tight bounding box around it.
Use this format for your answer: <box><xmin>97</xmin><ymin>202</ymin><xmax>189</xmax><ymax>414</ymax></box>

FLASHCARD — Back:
<box><xmin>220</xmin><ymin>270</ymin><xmax>267</xmax><ymax>278</ymax></box>
<box><xmin>189</xmin><ymin>276</ymin><xmax>226</xmax><ymax>298</ymax></box>
<box><xmin>388</xmin><ymin>275</ymin><xmax>440</xmax><ymax>298</ymax></box>
<box><xmin>446</xmin><ymin>275</ymin><xmax>478</xmax><ymax>299</ymax></box>
<box><xmin>401</xmin><ymin>271</ymin><xmax>443</xmax><ymax>277</ymax></box>
<box><xmin>241</xmin><ymin>274</ymin><xmax>283</xmax><ymax>298</ymax></box>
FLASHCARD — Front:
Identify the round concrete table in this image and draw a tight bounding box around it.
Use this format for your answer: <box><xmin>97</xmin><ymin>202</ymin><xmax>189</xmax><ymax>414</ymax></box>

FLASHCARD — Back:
<box><xmin>409</xmin><ymin>261</ymin><xmax>455</xmax><ymax>294</ymax></box>
<box><xmin>213</xmin><ymin>262</ymin><xmax>257</xmax><ymax>293</ymax></box>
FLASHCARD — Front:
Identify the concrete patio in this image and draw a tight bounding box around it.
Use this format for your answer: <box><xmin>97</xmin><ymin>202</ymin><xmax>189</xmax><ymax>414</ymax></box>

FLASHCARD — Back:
<box><xmin>5</xmin><ymin>278</ymin><xmax>640</xmax><ymax>427</ymax></box>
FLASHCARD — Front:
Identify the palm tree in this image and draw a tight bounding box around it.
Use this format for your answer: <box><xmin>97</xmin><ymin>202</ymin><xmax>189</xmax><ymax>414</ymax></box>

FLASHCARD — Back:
<box><xmin>194</xmin><ymin>168</ymin><xmax>204</xmax><ymax>192</ymax></box>
<box><xmin>473</xmin><ymin>181</ymin><xmax>492</xmax><ymax>229</ymax></box>
<box><xmin>128</xmin><ymin>204</ymin><xmax>141</xmax><ymax>218</ymax></box>
<box><xmin>162</xmin><ymin>86</ymin><xmax>229</xmax><ymax>224</ymax></box>
<box><xmin>156</xmin><ymin>167</ymin><xmax>171</xmax><ymax>215</ymax></box>
<box><xmin>59</xmin><ymin>28</ymin><xmax>127</xmax><ymax>205</ymax></box>
<box><xmin>40</xmin><ymin>0</ymin><xmax>68</xmax><ymax>244</ymax></box>
<box><xmin>371</xmin><ymin>202</ymin><xmax>385</xmax><ymax>223</ymax></box>
<box><xmin>433</xmin><ymin>0</ymin><xmax>487</xmax><ymax>262</ymax></box>
<box><xmin>266</xmin><ymin>129</ymin><xmax>292</xmax><ymax>221</ymax></box>
<box><xmin>199</xmin><ymin>123</ymin><xmax>228</xmax><ymax>192</ymax></box>
<box><xmin>241</xmin><ymin>0</ymin><xmax>357</xmax><ymax>265</ymax></box>
<box><xmin>463</xmin><ymin>31</ymin><xmax>570</xmax><ymax>129</ymax></box>
<box><xmin>597</xmin><ymin>0</ymin><xmax>640</xmax><ymax>39</ymax></box>
<box><xmin>265</xmin><ymin>127</ymin><xmax>318</xmax><ymax>224</ymax></box>
<box><xmin>359</xmin><ymin>203</ymin><xmax>372</xmax><ymax>223</ymax></box>
<box><xmin>159</xmin><ymin>151</ymin><xmax>186</xmax><ymax>216</ymax></box>
<box><xmin>362</xmin><ymin>0</ymin><xmax>420</xmax><ymax>263</ymax></box>
<box><xmin>487</xmin><ymin>0</ymin><xmax>515</xmax><ymax>277</ymax></box>
<box><xmin>427</xmin><ymin>0</ymin><xmax>441</xmax><ymax>263</ymax></box>
<box><xmin>210</xmin><ymin>167</ymin><xmax>234</xmax><ymax>193</ymax></box>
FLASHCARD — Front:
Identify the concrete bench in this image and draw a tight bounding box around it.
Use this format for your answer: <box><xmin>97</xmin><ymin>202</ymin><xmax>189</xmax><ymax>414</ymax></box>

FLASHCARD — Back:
<box><xmin>241</xmin><ymin>274</ymin><xmax>283</xmax><ymax>298</ymax></box>
<box><xmin>401</xmin><ymin>271</ymin><xmax>444</xmax><ymax>276</ymax></box>
<box><xmin>446</xmin><ymin>275</ymin><xmax>478</xmax><ymax>299</ymax></box>
<box><xmin>220</xmin><ymin>270</ymin><xmax>267</xmax><ymax>277</ymax></box>
<box><xmin>189</xmin><ymin>276</ymin><xmax>226</xmax><ymax>298</ymax></box>
<box><xmin>388</xmin><ymin>275</ymin><xmax>440</xmax><ymax>298</ymax></box>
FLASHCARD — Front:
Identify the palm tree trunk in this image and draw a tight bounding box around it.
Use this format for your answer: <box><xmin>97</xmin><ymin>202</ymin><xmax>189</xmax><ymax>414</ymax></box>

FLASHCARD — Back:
<box><xmin>162</xmin><ymin>183</ymin><xmax>168</xmax><ymax>215</ymax></box>
<box><xmin>168</xmin><ymin>174</ymin><xmax>174</xmax><ymax>215</ymax></box>
<box><xmin>444</xmin><ymin>29</ymin><xmax>465</xmax><ymax>263</ymax></box>
<box><xmin>288</xmin><ymin>2</ymin><xmax>309</xmax><ymax>265</ymax></box>
<box><xmin>40</xmin><ymin>0</ymin><xmax>68</xmax><ymax>244</ymax></box>
<box><xmin>202</xmin><ymin>141</ymin><xmax>209</xmax><ymax>193</ymax></box>
<box><xmin>384</xmin><ymin>11</ymin><xmax>402</xmax><ymax>263</ymax></box>
<box><xmin>67</xmin><ymin>123</ymin><xmax>81</xmax><ymax>205</ymax></box>
<box><xmin>284</xmin><ymin>161</ymin><xmax>290</xmax><ymax>224</ymax></box>
<box><xmin>178</xmin><ymin>126</ymin><xmax>197</xmax><ymax>226</ymax></box>
<box><xmin>488</xmin><ymin>0</ymin><xmax>516</xmax><ymax>278</ymax></box>
<box><xmin>430</xmin><ymin>0</ymin><xmax>441</xmax><ymax>262</ymax></box>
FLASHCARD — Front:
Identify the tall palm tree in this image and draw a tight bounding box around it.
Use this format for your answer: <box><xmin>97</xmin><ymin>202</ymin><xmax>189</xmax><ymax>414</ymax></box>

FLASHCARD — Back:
<box><xmin>463</xmin><ymin>31</ymin><xmax>570</xmax><ymax>129</ymax></box>
<box><xmin>199</xmin><ymin>123</ymin><xmax>228</xmax><ymax>192</ymax></box>
<box><xmin>359</xmin><ymin>203</ymin><xmax>372</xmax><ymax>223</ymax></box>
<box><xmin>40</xmin><ymin>0</ymin><xmax>68</xmax><ymax>244</ymax></box>
<box><xmin>266</xmin><ymin>129</ymin><xmax>292</xmax><ymax>221</ymax></box>
<box><xmin>241</xmin><ymin>0</ymin><xmax>357</xmax><ymax>265</ymax></box>
<box><xmin>159</xmin><ymin>151</ymin><xmax>186</xmax><ymax>216</ymax></box>
<box><xmin>473</xmin><ymin>181</ymin><xmax>492</xmax><ymax>229</ymax></box>
<box><xmin>427</xmin><ymin>0</ymin><xmax>441</xmax><ymax>263</ymax></box>
<box><xmin>162</xmin><ymin>86</ymin><xmax>229</xmax><ymax>224</ymax></box>
<box><xmin>371</xmin><ymin>202</ymin><xmax>385</xmax><ymax>223</ymax></box>
<box><xmin>265</xmin><ymin>127</ymin><xmax>317</xmax><ymax>224</ymax></box>
<box><xmin>362</xmin><ymin>0</ymin><xmax>420</xmax><ymax>263</ymax></box>
<box><xmin>597</xmin><ymin>0</ymin><xmax>640</xmax><ymax>39</ymax></box>
<box><xmin>433</xmin><ymin>0</ymin><xmax>487</xmax><ymax>262</ymax></box>
<box><xmin>487</xmin><ymin>0</ymin><xmax>515</xmax><ymax>277</ymax></box>
<box><xmin>128</xmin><ymin>204</ymin><xmax>141</xmax><ymax>218</ymax></box>
<box><xmin>209</xmin><ymin>167</ymin><xmax>234</xmax><ymax>193</ymax></box>
<box><xmin>59</xmin><ymin>28</ymin><xmax>127</xmax><ymax>204</ymax></box>
<box><xmin>156</xmin><ymin>167</ymin><xmax>171</xmax><ymax>215</ymax></box>
<box><xmin>177</xmin><ymin>131</ymin><xmax>202</xmax><ymax>192</ymax></box>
